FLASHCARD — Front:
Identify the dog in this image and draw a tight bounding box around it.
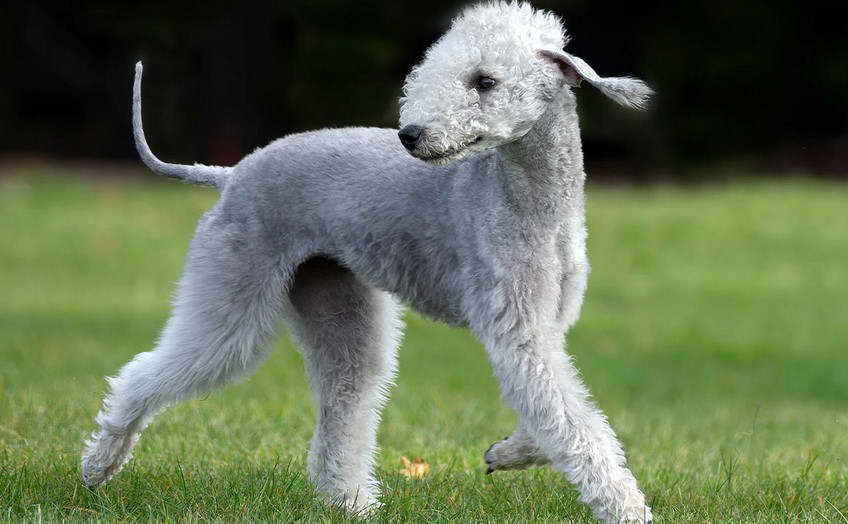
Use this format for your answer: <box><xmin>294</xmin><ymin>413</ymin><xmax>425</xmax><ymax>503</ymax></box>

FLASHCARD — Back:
<box><xmin>82</xmin><ymin>3</ymin><xmax>653</xmax><ymax>521</ymax></box>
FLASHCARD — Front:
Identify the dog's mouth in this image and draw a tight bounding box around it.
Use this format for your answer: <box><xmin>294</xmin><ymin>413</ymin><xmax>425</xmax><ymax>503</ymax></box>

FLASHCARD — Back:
<box><xmin>417</xmin><ymin>136</ymin><xmax>483</xmax><ymax>165</ymax></box>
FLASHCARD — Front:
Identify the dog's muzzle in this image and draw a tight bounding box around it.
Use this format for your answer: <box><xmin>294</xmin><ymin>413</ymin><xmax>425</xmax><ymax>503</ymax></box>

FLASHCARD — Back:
<box><xmin>398</xmin><ymin>125</ymin><xmax>423</xmax><ymax>152</ymax></box>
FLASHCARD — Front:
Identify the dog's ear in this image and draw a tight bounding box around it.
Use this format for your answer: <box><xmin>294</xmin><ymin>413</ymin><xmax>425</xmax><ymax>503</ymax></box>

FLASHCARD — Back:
<box><xmin>538</xmin><ymin>49</ymin><xmax>653</xmax><ymax>110</ymax></box>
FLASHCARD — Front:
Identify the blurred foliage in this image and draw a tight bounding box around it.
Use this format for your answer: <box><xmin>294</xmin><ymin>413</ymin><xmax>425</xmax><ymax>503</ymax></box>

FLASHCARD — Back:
<box><xmin>1</xmin><ymin>1</ymin><xmax>846</xmax><ymax>178</ymax></box>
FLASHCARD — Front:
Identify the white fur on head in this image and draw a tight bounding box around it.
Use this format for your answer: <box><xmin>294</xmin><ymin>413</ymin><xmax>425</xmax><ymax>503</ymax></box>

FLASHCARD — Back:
<box><xmin>399</xmin><ymin>2</ymin><xmax>569</xmax><ymax>164</ymax></box>
<box><xmin>539</xmin><ymin>49</ymin><xmax>654</xmax><ymax>110</ymax></box>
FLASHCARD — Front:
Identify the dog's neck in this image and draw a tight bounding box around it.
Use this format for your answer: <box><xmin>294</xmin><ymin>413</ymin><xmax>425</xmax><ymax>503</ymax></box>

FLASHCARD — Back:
<box><xmin>497</xmin><ymin>91</ymin><xmax>585</xmax><ymax>223</ymax></box>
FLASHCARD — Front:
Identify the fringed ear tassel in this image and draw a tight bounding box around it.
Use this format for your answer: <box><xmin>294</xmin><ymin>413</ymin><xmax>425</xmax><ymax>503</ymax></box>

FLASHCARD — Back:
<box><xmin>540</xmin><ymin>50</ymin><xmax>654</xmax><ymax>110</ymax></box>
<box><xmin>560</xmin><ymin>53</ymin><xmax>654</xmax><ymax>110</ymax></box>
<box><xmin>590</xmin><ymin>76</ymin><xmax>654</xmax><ymax>110</ymax></box>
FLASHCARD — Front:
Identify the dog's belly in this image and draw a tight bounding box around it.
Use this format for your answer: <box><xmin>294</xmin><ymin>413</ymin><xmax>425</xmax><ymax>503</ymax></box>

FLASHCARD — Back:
<box><xmin>337</xmin><ymin>240</ymin><xmax>469</xmax><ymax>328</ymax></box>
<box><xmin>358</xmin><ymin>261</ymin><xmax>469</xmax><ymax>328</ymax></box>
<box><xmin>400</xmin><ymin>286</ymin><xmax>469</xmax><ymax>328</ymax></box>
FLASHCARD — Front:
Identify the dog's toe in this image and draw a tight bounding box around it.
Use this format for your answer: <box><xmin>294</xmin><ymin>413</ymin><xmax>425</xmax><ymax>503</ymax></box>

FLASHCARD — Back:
<box><xmin>483</xmin><ymin>436</ymin><xmax>512</xmax><ymax>472</ymax></box>
<box><xmin>484</xmin><ymin>433</ymin><xmax>549</xmax><ymax>473</ymax></box>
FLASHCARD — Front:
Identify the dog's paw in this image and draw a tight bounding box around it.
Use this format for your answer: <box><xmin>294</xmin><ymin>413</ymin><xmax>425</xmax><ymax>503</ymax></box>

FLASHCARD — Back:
<box><xmin>594</xmin><ymin>499</ymin><xmax>652</xmax><ymax>524</ymax></box>
<box><xmin>80</xmin><ymin>430</ymin><xmax>139</xmax><ymax>488</ymax></box>
<box><xmin>613</xmin><ymin>504</ymin><xmax>653</xmax><ymax>524</ymax></box>
<box><xmin>326</xmin><ymin>490</ymin><xmax>382</xmax><ymax>517</ymax></box>
<box><xmin>484</xmin><ymin>434</ymin><xmax>549</xmax><ymax>474</ymax></box>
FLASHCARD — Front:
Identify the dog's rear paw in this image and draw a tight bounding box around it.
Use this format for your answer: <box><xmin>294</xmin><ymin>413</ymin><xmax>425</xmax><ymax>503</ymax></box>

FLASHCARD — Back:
<box><xmin>593</xmin><ymin>493</ymin><xmax>652</xmax><ymax>524</ymax></box>
<box><xmin>80</xmin><ymin>430</ymin><xmax>139</xmax><ymax>488</ymax></box>
<box><xmin>324</xmin><ymin>488</ymin><xmax>382</xmax><ymax>517</ymax></box>
<box><xmin>343</xmin><ymin>497</ymin><xmax>382</xmax><ymax>517</ymax></box>
<box><xmin>611</xmin><ymin>504</ymin><xmax>653</xmax><ymax>524</ymax></box>
<box><xmin>484</xmin><ymin>434</ymin><xmax>549</xmax><ymax>474</ymax></box>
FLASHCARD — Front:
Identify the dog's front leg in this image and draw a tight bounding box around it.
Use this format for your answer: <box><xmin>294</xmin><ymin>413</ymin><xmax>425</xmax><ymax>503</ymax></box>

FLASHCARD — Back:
<box><xmin>484</xmin><ymin>425</ymin><xmax>549</xmax><ymax>473</ymax></box>
<box><xmin>482</xmin><ymin>329</ymin><xmax>651</xmax><ymax>523</ymax></box>
<box><xmin>486</xmin><ymin>262</ymin><xmax>591</xmax><ymax>474</ymax></box>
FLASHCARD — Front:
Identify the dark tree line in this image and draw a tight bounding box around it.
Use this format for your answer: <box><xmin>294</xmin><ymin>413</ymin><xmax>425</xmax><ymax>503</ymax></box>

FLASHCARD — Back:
<box><xmin>2</xmin><ymin>1</ymin><xmax>846</xmax><ymax>179</ymax></box>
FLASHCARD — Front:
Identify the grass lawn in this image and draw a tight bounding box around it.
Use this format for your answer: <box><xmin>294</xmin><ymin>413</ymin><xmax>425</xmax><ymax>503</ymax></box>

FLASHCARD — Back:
<box><xmin>1</xmin><ymin>172</ymin><xmax>846</xmax><ymax>522</ymax></box>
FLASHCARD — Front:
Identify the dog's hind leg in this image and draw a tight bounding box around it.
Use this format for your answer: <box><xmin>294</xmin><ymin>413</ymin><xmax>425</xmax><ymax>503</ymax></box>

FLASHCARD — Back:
<box><xmin>81</xmin><ymin>223</ymin><xmax>286</xmax><ymax>488</ymax></box>
<box><xmin>286</xmin><ymin>257</ymin><xmax>402</xmax><ymax>513</ymax></box>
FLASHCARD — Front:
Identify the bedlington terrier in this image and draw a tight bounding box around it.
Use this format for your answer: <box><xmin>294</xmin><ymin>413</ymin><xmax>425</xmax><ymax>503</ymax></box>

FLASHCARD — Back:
<box><xmin>81</xmin><ymin>2</ymin><xmax>653</xmax><ymax>522</ymax></box>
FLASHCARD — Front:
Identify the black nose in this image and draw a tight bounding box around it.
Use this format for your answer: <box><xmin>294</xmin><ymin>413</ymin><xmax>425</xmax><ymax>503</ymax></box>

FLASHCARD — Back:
<box><xmin>398</xmin><ymin>125</ymin><xmax>423</xmax><ymax>151</ymax></box>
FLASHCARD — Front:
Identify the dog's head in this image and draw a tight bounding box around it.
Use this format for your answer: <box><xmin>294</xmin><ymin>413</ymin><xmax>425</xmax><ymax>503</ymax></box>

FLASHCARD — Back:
<box><xmin>398</xmin><ymin>2</ymin><xmax>652</xmax><ymax>165</ymax></box>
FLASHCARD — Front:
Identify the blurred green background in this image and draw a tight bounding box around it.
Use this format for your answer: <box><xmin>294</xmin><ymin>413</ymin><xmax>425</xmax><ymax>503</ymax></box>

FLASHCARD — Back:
<box><xmin>1</xmin><ymin>2</ymin><xmax>847</xmax><ymax>522</ymax></box>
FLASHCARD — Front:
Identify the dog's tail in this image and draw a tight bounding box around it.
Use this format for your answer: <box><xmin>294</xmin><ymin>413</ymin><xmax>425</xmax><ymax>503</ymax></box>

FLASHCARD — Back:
<box><xmin>133</xmin><ymin>62</ymin><xmax>231</xmax><ymax>190</ymax></box>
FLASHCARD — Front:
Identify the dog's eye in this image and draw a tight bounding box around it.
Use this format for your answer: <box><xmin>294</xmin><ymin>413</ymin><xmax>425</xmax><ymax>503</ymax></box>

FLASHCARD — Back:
<box><xmin>476</xmin><ymin>76</ymin><xmax>496</xmax><ymax>91</ymax></box>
